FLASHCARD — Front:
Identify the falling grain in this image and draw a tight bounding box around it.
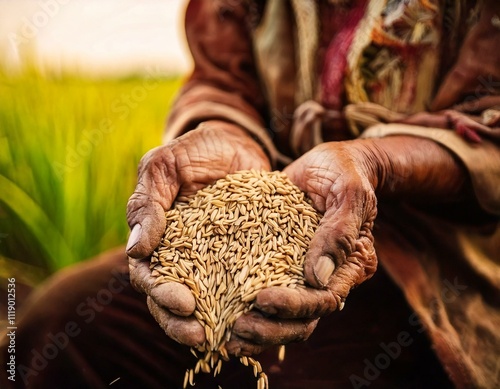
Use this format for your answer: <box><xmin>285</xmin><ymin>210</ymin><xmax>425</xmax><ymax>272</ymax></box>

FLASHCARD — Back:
<box><xmin>150</xmin><ymin>170</ymin><xmax>321</xmax><ymax>389</ymax></box>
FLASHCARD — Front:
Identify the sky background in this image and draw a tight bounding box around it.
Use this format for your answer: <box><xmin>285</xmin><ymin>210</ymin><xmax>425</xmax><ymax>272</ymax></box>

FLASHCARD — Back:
<box><xmin>0</xmin><ymin>0</ymin><xmax>191</xmax><ymax>77</ymax></box>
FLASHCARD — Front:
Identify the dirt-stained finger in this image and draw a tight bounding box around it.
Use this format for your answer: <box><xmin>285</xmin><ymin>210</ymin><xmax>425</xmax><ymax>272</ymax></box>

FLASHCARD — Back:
<box><xmin>254</xmin><ymin>286</ymin><xmax>337</xmax><ymax>319</ymax></box>
<box><xmin>147</xmin><ymin>296</ymin><xmax>205</xmax><ymax>347</ymax></box>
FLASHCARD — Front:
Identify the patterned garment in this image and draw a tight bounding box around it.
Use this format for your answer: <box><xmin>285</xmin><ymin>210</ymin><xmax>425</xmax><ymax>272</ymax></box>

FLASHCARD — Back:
<box><xmin>164</xmin><ymin>1</ymin><xmax>500</xmax><ymax>388</ymax></box>
<box><xmin>0</xmin><ymin>2</ymin><xmax>498</xmax><ymax>388</ymax></box>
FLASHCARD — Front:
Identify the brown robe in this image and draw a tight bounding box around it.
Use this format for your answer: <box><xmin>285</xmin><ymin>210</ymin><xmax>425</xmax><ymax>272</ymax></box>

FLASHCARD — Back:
<box><xmin>165</xmin><ymin>1</ymin><xmax>500</xmax><ymax>387</ymax></box>
<box><xmin>1</xmin><ymin>1</ymin><xmax>499</xmax><ymax>388</ymax></box>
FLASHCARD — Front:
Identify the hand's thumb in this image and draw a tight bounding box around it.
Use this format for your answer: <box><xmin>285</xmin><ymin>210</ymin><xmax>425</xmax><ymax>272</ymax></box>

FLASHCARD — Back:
<box><xmin>126</xmin><ymin>207</ymin><xmax>166</xmax><ymax>259</ymax></box>
<box><xmin>303</xmin><ymin>180</ymin><xmax>377</xmax><ymax>290</ymax></box>
<box><xmin>303</xmin><ymin>205</ymin><xmax>361</xmax><ymax>289</ymax></box>
<box><xmin>126</xmin><ymin>146</ymin><xmax>178</xmax><ymax>258</ymax></box>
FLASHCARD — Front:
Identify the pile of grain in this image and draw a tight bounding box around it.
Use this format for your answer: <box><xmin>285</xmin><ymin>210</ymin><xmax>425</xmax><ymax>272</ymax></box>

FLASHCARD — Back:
<box><xmin>150</xmin><ymin>170</ymin><xmax>321</xmax><ymax>389</ymax></box>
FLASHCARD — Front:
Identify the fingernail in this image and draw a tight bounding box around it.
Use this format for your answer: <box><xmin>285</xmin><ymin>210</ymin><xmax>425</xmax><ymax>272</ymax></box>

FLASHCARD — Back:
<box><xmin>126</xmin><ymin>224</ymin><xmax>142</xmax><ymax>252</ymax></box>
<box><xmin>314</xmin><ymin>256</ymin><xmax>335</xmax><ymax>286</ymax></box>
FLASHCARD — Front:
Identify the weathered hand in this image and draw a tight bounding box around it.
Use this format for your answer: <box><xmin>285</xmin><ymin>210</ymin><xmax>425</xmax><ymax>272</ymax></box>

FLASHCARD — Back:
<box><xmin>227</xmin><ymin>141</ymin><xmax>378</xmax><ymax>355</ymax></box>
<box><xmin>126</xmin><ymin>121</ymin><xmax>271</xmax><ymax>347</ymax></box>
<box><xmin>227</xmin><ymin>133</ymin><xmax>467</xmax><ymax>356</ymax></box>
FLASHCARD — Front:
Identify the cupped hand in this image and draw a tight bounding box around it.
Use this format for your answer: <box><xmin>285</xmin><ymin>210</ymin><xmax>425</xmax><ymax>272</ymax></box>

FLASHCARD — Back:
<box><xmin>227</xmin><ymin>141</ymin><xmax>378</xmax><ymax>356</ymax></box>
<box><xmin>126</xmin><ymin>121</ymin><xmax>271</xmax><ymax>347</ymax></box>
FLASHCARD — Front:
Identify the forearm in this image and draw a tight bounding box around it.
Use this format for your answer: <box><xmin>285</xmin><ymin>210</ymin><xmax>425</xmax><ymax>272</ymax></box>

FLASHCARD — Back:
<box><xmin>355</xmin><ymin>135</ymin><xmax>468</xmax><ymax>200</ymax></box>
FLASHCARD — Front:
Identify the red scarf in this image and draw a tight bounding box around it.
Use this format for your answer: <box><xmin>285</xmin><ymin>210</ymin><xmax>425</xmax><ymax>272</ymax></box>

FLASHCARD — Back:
<box><xmin>321</xmin><ymin>0</ymin><xmax>368</xmax><ymax>110</ymax></box>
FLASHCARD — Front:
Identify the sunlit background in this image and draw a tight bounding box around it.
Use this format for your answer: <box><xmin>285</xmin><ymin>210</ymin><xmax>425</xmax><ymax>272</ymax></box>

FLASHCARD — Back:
<box><xmin>0</xmin><ymin>0</ymin><xmax>190</xmax><ymax>287</ymax></box>
<box><xmin>0</xmin><ymin>0</ymin><xmax>190</xmax><ymax>76</ymax></box>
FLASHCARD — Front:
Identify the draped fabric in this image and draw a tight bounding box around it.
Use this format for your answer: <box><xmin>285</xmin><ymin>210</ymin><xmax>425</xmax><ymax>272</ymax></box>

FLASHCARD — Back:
<box><xmin>1</xmin><ymin>1</ymin><xmax>498</xmax><ymax>388</ymax></box>
<box><xmin>165</xmin><ymin>1</ymin><xmax>500</xmax><ymax>387</ymax></box>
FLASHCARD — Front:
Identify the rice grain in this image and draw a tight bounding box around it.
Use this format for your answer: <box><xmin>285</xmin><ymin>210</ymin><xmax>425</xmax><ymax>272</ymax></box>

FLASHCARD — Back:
<box><xmin>151</xmin><ymin>170</ymin><xmax>321</xmax><ymax>389</ymax></box>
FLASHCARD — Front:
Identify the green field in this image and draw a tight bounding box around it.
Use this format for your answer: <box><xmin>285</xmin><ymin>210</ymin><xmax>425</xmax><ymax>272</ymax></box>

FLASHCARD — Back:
<box><xmin>0</xmin><ymin>67</ymin><xmax>183</xmax><ymax>284</ymax></box>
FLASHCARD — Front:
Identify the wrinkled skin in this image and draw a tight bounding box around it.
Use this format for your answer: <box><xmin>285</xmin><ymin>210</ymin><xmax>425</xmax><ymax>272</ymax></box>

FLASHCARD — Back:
<box><xmin>126</xmin><ymin>120</ymin><xmax>270</xmax><ymax>347</ymax></box>
<box><xmin>127</xmin><ymin>123</ymin><xmax>465</xmax><ymax>355</ymax></box>
<box><xmin>126</xmin><ymin>119</ymin><xmax>378</xmax><ymax>353</ymax></box>
<box><xmin>226</xmin><ymin>141</ymin><xmax>378</xmax><ymax>355</ymax></box>
<box><xmin>125</xmin><ymin>1</ymin><xmax>496</xmax><ymax>355</ymax></box>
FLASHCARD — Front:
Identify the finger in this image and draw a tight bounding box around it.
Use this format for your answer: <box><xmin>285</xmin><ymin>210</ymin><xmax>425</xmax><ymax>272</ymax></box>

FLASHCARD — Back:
<box><xmin>147</xmin><ymin>297</ymin><xmax>205</xmax><ymax>347</ymax></box>
<box><xmin>126</xmin><ymin>214</ymin><xmax>166</xmax><ymax>259</ymax></box>
<box><xmin>128</xmin><ymin>257</ymin><xmax>155</xmax><ymax>294</ymax></box>
<box><xmin>254</xmin><ymin>286</ymin><xmax>337</xmax><ymax>319</ymax></box>
<box><xmin>226</xmin><ymin>311</ymin><xmax>318</xmax><ymax>355</ymax></box>
<box><xmin>304</xmin><ymin>179</ymin><xmax>377</xmax><ymax>288</ymax></box>
<box><xmin>254</xmin><ymin>234</ymin><xmax>376</xmax><ymax>319</ymax></box>
<box><xmin>149</xmin><ymin>283</ymin><xmax>196</xmax><ymax>316</ymax></box>
<box><xmin>325</xmin><ymin>234</ymin><xmax>377</xmax><ymax>301</ymax></box>
<box><xmin>233</xmin><ymin>311</ymin><xmax>318</xmax><ymax>344</ymax></box>
<box><xmin>446</xmin><ymin>110</ymin><xmax>498</xmax><ymax>140</ymax></box>
<box><xmin>129</xmin><ymin>258</ymin><xmax>196</xmax><ymax>316</ymax></box>
<box><xmin>225</xmin><ymin>335</ymin><xmax>267</xmax><ymax>357</ymax></box>
<box><xmin>126</xmin><ymin>146</ymin><xmax>179</xmax><ymax>258</ymax></box>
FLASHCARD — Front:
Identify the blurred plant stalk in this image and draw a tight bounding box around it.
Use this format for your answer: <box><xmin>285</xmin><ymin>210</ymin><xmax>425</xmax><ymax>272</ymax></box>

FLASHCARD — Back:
<box><xmin>0</xmin><ymin>66</ymin><xmax>182</xmax><ymax>278</ymax></box>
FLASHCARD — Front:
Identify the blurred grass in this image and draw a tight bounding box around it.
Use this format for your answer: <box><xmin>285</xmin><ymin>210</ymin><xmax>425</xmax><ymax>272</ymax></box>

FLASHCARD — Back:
<box><xmin>0</xmin><ymin>66</ymin><xmax>183</xmax><ymax>283</ymax></box>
